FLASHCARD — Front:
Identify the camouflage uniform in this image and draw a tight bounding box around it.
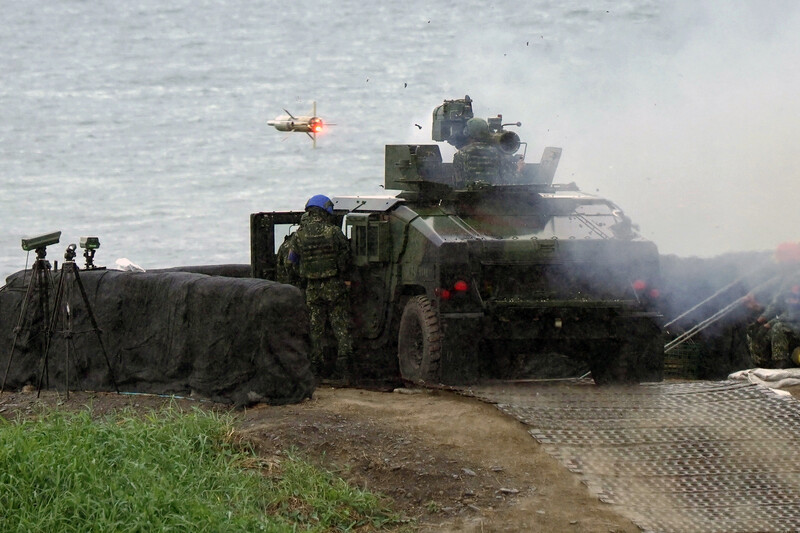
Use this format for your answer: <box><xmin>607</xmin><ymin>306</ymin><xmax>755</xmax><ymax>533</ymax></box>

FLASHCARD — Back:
<box><xmin>453</xmin><ymin>141</ymin><xmax>501</xmax><ymax>187</ymax></box>
<box><xmin>770</xmin><ymin>320</ymin><xmax>799</xmax><ymax>367</ymax></box>
<box><xmin>752</xmin><ymin>274</ymin><xmax>800</xmax><ymax>368</ymax></box>
<box><xmin>289</xmin><ymin>209</ymin><xmax>353</xmax><ymax>377</ymax></box>
<box><xmin>746</xmin><ymin>321</ymin><xmax>772</xmax><ymax>367</ymax></box>
<box><xmin>761</xmin><ymin>278</ymin><xmax>800</xmax><ymax>367</ymax></box>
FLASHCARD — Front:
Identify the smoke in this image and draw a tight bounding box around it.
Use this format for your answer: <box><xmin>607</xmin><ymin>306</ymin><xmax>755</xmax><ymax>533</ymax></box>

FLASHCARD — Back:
<box><xmin>413</xmin><ymin>1</ymin><xmax>800</xmax><ymax>257</ymax></box>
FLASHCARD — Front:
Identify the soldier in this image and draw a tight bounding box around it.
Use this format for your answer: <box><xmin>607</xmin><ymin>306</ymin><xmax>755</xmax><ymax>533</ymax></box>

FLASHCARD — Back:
<box><xmin>452</xmin><ymin>118</ymin><xmax>501</xmax><ymax>188</ymax></box>
<box><xmin>749</xmin><ymin>242</ymin><xmax>800</xmax><ymax>368</ymax></box>
<box><xmin>756</xmin><ymin>279</ymin><xmax>800</xmax><ymax>368</ymax></box>
<box><xmin>452</xmin><ymin>117</ymin><xmax>522</xmax><ymax>187</ymax></box>
<box><xmin>288</xmin><ymin>195</ymin><xmax>354</xmax><ymax>382</ymax></box>
<box><xmin>745</xmin><ymin>294</ymin><xmax>772</xmax><ymax>367</ymax></box>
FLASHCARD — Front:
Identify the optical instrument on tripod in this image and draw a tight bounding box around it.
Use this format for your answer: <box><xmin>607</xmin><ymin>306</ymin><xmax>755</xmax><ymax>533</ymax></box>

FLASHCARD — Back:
<box><xmin>80</xmin><ymin>236</ymin><xmax>103</xmax><ymax>270</ymax></box>
<box><xmin>1</xmin><ymin>232</ymin><xmax>61</xmax><ymax>392</ymax></box>
<box><xmin>2</xmin><ymin>235</ymin><xmax>118</xmax><ymax>397</ymax></box>
<box><xmin>37</xmin><ymin>243</ymin><xmax>119</xmax><ymax>397</ymax></box>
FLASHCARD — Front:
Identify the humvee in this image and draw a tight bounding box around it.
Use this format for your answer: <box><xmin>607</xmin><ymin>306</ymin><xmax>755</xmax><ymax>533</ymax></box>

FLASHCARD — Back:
<box><xmin>251</xmin><ymin>96</ymin><xmax>664</xmax><ymax>384</ymax></box>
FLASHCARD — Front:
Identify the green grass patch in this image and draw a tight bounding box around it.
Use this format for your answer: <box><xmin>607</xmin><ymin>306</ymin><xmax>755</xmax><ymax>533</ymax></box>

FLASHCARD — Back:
<box><xmin>0</xmin><ymin>406</ymin><xmax>405</xmax><ymax>532</ymax></box>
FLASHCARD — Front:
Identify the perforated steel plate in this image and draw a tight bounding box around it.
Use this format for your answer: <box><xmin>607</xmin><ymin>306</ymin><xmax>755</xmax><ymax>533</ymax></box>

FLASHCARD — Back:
<box><xmin>460</xmin><ymin>381</ymin><xmax>800</xmax><ymax>532</ymax></box>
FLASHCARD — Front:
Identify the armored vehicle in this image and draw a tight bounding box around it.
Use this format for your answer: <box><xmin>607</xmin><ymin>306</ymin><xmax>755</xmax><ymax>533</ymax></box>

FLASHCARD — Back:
<box><xmin>252</xmin><ymin>96</ymin><xmax>664</xmax><ymax>384</ymax></box>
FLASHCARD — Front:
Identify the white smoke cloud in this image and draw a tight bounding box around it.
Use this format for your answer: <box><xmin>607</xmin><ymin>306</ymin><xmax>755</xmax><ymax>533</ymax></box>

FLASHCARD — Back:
<box><xmin>589</xmin><ymin>2</ymin><xmax>800</xmax><ymax>258</ymax></box>
<box><xmin>422</xmin><ymin>1</ymin><xmax>800</xmax><ymax>257</ymax></box>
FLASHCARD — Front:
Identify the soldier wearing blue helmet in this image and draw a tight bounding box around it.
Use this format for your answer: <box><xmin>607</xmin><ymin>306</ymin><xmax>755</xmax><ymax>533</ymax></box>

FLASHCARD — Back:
<box><xmin>288</xmin><ymin>195</ymin><xmax>354</xmax><ymax>383</ymax></box>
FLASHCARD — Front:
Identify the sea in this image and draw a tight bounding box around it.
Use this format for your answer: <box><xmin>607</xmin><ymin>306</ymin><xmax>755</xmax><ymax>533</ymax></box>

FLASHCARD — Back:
<box><xmin>2</xmin><ymin>0</ymin><xmax>799</xmax><ymax>282</ymax></box>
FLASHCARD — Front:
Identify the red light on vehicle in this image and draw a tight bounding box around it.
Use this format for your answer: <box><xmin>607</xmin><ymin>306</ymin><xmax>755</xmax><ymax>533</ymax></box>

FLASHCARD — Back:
<box><xmin>435</xmin><ymin>288</ymin><xmax>451</xmax><ymax>300</ymax></box>
<box><xmin>649</xmin><ymin>289</ymin><xmax>660</xmax><ymax>299</ymax></box>
<box><xmin>632</xmin><ymin>279</ymin><xmax>647</xmax><ymax>291</ymax></box>
<box><xmin>453</xmin><ymin>280</ymin><xmax>469</xmax><ymax>292</ymax></box>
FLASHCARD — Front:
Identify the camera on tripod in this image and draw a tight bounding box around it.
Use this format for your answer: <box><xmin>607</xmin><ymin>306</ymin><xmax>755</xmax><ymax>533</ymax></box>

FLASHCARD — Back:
<box><xmin>80</xmin><ymin>237</ymin><xmax>100</xmax><ymax>250</ymax></box>
<box><xmin>79</xmin><ymin>236</ymin><xmax>101</xmax><ymax>270</ymax></box>
<box><xmin>21</xmin><ymin>231</ymin><xmax>61</xmax><ymax>253</ymax></box>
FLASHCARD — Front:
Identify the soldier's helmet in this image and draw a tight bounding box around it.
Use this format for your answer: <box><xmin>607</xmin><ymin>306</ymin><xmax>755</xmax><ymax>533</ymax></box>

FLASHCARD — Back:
<box><xmin>305</xmin><ymin>194</ymin><xmax>334</xmax><ymax>215</ymax></box>
<box><xmin>464</xmin><ymin>117</ymin><xmax>490</xmax><ymax>141</ymax></box>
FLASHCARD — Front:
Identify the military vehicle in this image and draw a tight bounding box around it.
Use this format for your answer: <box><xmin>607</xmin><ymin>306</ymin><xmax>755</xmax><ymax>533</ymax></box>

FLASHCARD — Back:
<box><xmin>251</xmin><ymin>96</ymin><xmax>664</xmax><ymax>385</ymax></box>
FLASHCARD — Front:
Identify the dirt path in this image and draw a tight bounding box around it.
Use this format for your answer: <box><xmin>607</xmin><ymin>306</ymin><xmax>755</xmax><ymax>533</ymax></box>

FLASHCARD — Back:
<box><xmin>1</xmin><ymin>386</ymin><xmax>639</xmax><ymax>532</ymax></box>
<box><xmin>238</xmin><ymin>386</ymin><xmax>638</xmax><ymax>532</ymax></box>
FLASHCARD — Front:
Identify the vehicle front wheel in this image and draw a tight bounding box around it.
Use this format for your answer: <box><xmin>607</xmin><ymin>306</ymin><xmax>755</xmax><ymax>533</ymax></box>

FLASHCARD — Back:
<box><xmin>397</xmin><ymin>296</ymin><xmax>442</xmax><ymax>383</ymax></box>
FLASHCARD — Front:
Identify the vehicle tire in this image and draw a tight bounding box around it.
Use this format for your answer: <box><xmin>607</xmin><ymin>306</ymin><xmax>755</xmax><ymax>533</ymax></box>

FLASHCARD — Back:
<box><xmin>397</xmin><ymin>295</ymin><xmax>442</xmax><ymax>383</ymax></box>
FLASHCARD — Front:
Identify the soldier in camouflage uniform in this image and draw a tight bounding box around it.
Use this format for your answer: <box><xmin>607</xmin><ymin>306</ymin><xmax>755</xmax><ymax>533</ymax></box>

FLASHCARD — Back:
<box><xmin>452</xmin><ymin>118</ymin><xmax>502</xmax><ymax>188</ymax></box>
<box><xmin>746</xmin><ymin>312</ymin><xmax>772</xmax><ymax>368</ymax></box>
<box><xmin>288</xmin><ymin>195</ymin><xmax>354</xmax><ymax>381</ymax></box>
<box><xmin>755</xmin><ymin>276</ymin><xmax>800</xmax><ymax>368</ymax></box>
<box><xmin>747</xmin><ymin>243</ymin><xmax>800</xmax><ymax>368</ymax></box>
<box><xmin>452</xmin><ymin>117</ymin><xmax>522</xmax><ymax>187</ymax></box>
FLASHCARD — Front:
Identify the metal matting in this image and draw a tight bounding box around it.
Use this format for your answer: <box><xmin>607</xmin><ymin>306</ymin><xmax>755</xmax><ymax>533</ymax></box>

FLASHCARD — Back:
<box><xmin>459</xmin><ymin>380</ymin><xmax>800</xmax><ymax>533</ymax></box>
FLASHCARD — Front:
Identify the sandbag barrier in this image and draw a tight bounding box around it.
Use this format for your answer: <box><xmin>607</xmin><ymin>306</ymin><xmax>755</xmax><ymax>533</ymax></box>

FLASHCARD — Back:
<box><xmin>0</xmin><ymin>268</ymin><xmax>314</xmax><ymax>406</ymax></box>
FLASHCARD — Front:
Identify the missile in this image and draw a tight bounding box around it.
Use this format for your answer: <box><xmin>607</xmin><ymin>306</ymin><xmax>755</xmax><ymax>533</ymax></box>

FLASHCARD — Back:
<box><xmin>267</xmin><ymin>101</ymin><xmax>330</xmax><ymax>148</ymax></box>
<box><xmin>267</xmin><ymin>112</ymin><xmax>324</xmax><ymax>134</ymax></box>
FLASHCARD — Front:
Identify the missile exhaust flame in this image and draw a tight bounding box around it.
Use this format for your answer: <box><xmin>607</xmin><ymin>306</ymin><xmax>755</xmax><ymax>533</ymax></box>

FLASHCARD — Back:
<box><xmin>267</xmin><ymin>101</ymin><xmax>332</xmax><ymax>148</ymax></box>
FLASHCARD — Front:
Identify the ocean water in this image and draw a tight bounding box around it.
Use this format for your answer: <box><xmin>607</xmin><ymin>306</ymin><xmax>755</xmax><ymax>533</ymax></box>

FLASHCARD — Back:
<box><xmin>2</xmin><ymin>1</ymin><xmax>799</xmax><ymax>281</ymax></box>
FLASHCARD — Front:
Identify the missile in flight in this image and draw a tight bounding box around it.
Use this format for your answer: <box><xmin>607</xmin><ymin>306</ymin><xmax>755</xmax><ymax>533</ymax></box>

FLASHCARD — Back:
<box><xmin>267</xmin><ymin>101</ymin><xmax>331</xmax><ymax>148</ymax></box>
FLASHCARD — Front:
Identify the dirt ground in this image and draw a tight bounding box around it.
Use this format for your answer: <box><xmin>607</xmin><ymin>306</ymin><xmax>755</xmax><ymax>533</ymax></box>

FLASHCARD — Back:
<box><xmin>6</xmin><ymin>383</ymin><xmax>800</xmax><ymax>531</ymax></box>
<box><xmin>1</xmin><ymin>384</ymin><xmax>642</xmax><ymax>533</ymax></box>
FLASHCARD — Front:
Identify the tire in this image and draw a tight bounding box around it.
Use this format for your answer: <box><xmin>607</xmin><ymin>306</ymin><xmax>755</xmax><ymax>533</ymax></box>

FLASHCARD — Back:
<box><xmin>397</xmin><ymin>296</ymin><xmax>442</xmax><ymax>383</ymax></box>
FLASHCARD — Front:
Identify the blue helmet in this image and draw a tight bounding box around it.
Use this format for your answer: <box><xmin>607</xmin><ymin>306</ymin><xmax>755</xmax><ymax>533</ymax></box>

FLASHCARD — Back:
<box><xmin>305</xmin><ymin>194</ymin><xmax>334</xmax><ymax>215</ymax></box>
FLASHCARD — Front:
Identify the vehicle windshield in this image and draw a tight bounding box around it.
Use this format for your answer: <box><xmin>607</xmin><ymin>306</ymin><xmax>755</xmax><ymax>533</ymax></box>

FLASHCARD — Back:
<box><xmin>456</xmin><ymin>193</ymin><xmax>627</xmax><ymax>240</ymax></box>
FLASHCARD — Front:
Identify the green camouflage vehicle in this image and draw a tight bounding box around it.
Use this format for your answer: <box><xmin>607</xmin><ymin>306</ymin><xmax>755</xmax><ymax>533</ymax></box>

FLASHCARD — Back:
<box><xmin>252</xmin><ymin>96</ymin><xmax>664</xmax><ymax>385</ymax></box>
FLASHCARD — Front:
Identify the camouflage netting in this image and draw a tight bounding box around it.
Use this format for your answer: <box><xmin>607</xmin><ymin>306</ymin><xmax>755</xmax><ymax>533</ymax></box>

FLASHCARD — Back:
<box><xmin>0</xmin><ymin>267</ymin><xmax>314</xmax><ymax>406</ymax></box>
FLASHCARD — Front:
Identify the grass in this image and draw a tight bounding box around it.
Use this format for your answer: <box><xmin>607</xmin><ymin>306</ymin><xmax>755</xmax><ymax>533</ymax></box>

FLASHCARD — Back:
<box><xmin>0</xmin><ymin>406</ymin><xmax>406</xmax><ymax>532</ymax></box>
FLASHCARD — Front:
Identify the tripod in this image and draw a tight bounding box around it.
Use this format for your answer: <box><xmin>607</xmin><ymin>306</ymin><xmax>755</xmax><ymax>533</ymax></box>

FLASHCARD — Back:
<box><xmin>1</xmin><ymin>246</ymin><xmax>55</xmax><ymax>393</ymax></box>
<box><xmin>36</xmin><ymin>244</ymin><xmax>119</xmax><ymax>398</ymax></box>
